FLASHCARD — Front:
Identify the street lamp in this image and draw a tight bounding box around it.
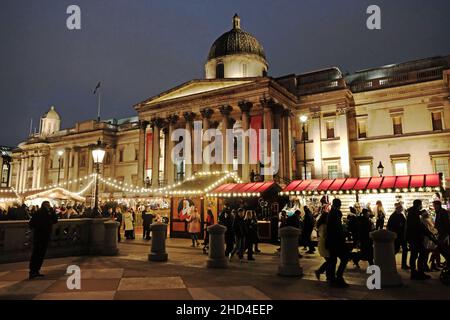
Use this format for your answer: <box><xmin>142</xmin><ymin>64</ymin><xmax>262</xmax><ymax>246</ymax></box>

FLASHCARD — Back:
<box><xmin>377</xmin><ymin>161</ymin><xmax>384</xmax><ymax>177</ymax></box>
<box><xmin>91</xmin><ymin>139</ymin><xmax>106</xmax><ymax>217</ymax></box>
<box><xmin>300</xmin><ymin>115</ymin><xmax>308</xmax><ymax>180</ymax></box>
<box><xmin>56</xmin><ymin>150</ymin><xmax>64</xmax><ymax>185</ymax></box>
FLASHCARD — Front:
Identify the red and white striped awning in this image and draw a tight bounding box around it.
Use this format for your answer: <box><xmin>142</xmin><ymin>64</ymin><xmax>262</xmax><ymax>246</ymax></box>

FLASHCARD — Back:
<box><xmin>280</xmin><ymin>174</ymin><xmax>443</xmax><ymax>196</ymax></box>
<box><xmin>208</xmin><ymin>181</ymin><xmax>277</xmax><ymax>198</ymax></box>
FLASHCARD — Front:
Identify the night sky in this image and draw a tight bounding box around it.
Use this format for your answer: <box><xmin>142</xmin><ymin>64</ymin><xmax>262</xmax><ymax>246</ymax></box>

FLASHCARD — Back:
<box><xmin>1</xmin><ymin>0</ymin><xmax>449</xmax><ymax>147</ymax></box>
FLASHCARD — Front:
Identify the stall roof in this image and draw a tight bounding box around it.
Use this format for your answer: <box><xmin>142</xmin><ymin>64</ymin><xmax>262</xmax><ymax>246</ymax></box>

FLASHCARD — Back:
<box><xmin>208</xmin><ymin>181</ymin><xmax>280</xmax><ymax>197</ymax></box>
<box><xmin>280</xmin><ymin>174</ymin><xmax>443</xmax><ymax>195</ymax></box>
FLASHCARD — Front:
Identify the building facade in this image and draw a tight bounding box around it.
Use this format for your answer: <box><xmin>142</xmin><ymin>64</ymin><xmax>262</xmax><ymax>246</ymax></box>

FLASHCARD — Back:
<box><xmin>10</xmin><ymin>15</ymin><xmax>450</xmax><ymax>197</ymax></box>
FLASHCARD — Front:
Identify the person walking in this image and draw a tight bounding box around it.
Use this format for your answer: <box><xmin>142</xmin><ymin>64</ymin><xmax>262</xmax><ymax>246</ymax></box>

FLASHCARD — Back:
<box><xmin>420</xmin><ymin>210</ymin><xmax>438</xmax><ymax>272</ymax></box>
<box><xmin>114</xmin><ymin>207</ymin><xmax>123</xmax><ymax>242</ymax></box>
<box><xmin>387</xmin><ymin>202</ymin><xmax>409</xmax><ymax>269</ymax></box>
<box><xmin>374</xmin><ymin>200</ymin><xmax>386</xmax><ymax>230</ymax></box>
<box><xmin>251</xmin><ymin>211</ymin><xmax>261</xmax><ymax>253</ymax></box>
<box><xmin>186</xmin><ymin>207</ymin><xmax>201</xmax><ymax>247</ymax></box>
<box><xmin>142</xmin><ymin>206</ymin><xmax>154</xmax><ymax>240</ymax></box>
<box><xmin>326</xmin><ymin>198</ymin><xmax>349</xmax><ymax>288</ymax></box>
<box><xmin>315</xmin><ymin>210</ymin><xmax>330</xmax><ymax>281</ymax></box>
<box><xmin>406</xmin><ymin>199</ymin><xmax>433</xmax><ymax>280</ymax></box>
<box><xmin>229</xmin><ymin>208</ymin><xmax>246</xmax><ymax>262</ymax></box>
<box><xmin>124</xmin><ymin>209</ymin><xmax>134</xmax><ymax>240</ymax></box>
<box><xmin>28</xmin><ymin>201</ymin><xmax>58</xmax><ymax>279</ymax></box>
<box><xmin>203</xmin><ymin>209</ymin><xmax>215</xmax><ymax>254</ymax></box>
<box><xmin>221</xmin><ymin>209</ymin><xmax>235</xmax><ymax>257</ymax></box>
<box><xmin>245</xmin><ymin>210</ymin><xmax>257</xmax><ymax>261</ymax></box>
<box><xmin>353</xmin><ymin>208</ymin><xmax>374</xmax><ymax>267</ymax></box>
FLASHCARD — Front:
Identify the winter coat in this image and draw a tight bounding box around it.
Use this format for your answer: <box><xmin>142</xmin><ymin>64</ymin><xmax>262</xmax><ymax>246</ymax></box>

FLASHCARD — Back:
<box><xmin>325</xmin><ymin>207</ymin><xmax>346</xmax><ymax>253</ymax></box>
<box><xmin>435</xmin><ymin>207</ymin><xmax>450</xmax><ymax>243</ymax></box>
<box><xmin>245</xmin><ymin>218</ymin><xmax>258</xmax><ymax>243</ymax></box>
<box><xmin>405</xmin><ymin>207</ymin><xmax>432</xmax><ymax>247</ymax></box>
<box><xmin>187</xmin><ymin>212</ymin><xmax>201</xmax><ymax>234</ymax></box>
<box><xmin>142</xmin><ymin>211</ymin><xmax>154</xmax><ymax>227</ymax></box>
<box><xmin>29</xmin><ymin>207</ymin><xmax>58</xmax><ymax>240</ymax></box>
<box><xmin>387</xmin><ymin>212</ymin><xmax>406</xmax><ymax>240</ymax></box>
<box><xmin>233</xmin><ymin>215</ymin><xmax>246</xmax><ymax>238</ymax></box>
<box><xmin>317</xmin><ymin>223</ymin><xmax>329</xmax><ymax>258</ymax></box>
<box><xmin>124</xmin><ymin>212</ymin><xmax>134</xmax><ymax>231</ymax></box>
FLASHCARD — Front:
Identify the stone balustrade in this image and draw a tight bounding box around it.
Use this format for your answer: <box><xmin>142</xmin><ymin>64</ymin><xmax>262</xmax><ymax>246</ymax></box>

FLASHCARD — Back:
<box><xmin>0</xmin><ymin>218</ymin><xmax>119</xmax><ymax>263</ymax></box>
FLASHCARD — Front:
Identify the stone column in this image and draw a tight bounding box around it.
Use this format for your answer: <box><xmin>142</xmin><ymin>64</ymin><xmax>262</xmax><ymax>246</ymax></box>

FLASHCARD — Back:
<box><xmin>283</xmin><ymin>109</ymin><xmax>293</xmax><ymax>180</ymax></box>
<box><xmin>206</xmin><ymin>224</ymin><xmax>228</xmax><ymax>268</ymax></box>
<box><xmin>148</xmin><ymin>222</ymin><xmax>168</xmax><ymax>262</ymax></box>
<box><xmin>272</xmin><ymin>103</ymin><xmax>284</xmax><ymax>181</ymax></box>
<box><xmin>166</xmin><ymin>114</ymin><xmax>179</xmax><ymax>184</ymax></box>
<box><xmin>137</xmin><ymin>120</ymin><xmax>148</xmax><ymax>187</ymax></box>
<box><xmin>278</xmin><ymin>226</ymin><xmax>303</xmax><ymax>277</ymax></box>
<box><xmin>31</xmin><ymin>155</ymin><xmax>38</xmax><ymax>189</ymax></box>
<box><xmin>39</xmin><ymin>152</ymin><xmax>48</xmax><ymax>189</ymax></box>
<box><xmin>370</xmin><ymin>230</ymin><xmax>403</xmax><ymax>287</ymax></box>
<box><xmin>72</xmin><ymin>148</ymin><xmax>79</xmax><ymax>191</ymax></box>
<box><xmin>151</xmin><ymin>118</ymin><xmax>163</xmax><ymax>188</ymax></box>
<box><xmin>337</xmin><ymin>106</ymin><xmax>350</xmax><ymax>177</ymax></box>
<box><xmin>219</xmin><ymin>105</ymin><xmax>233</xmax><ymax>172</ymax></box>
<box><xmin>22</xmin><ymin>157</ymin><xmax>29</xmax><ymax>191</ymax></box>
<box><xmin>260</xmin><ymin>97</ymin><xmax>274</xmax><ymax>181</ymax></box>
<box><xmin>88</xmin><ymin>147</ymin><xmax>94</xmax><ymax>177</ymax></box>
<box><xmin>14</xmin><ymin>159</ymin><xmax>21</xmax><ymax>191</ymax></box>
<box><xmin>183</xmin><ymin>112</ymin><xmax>195</xmax><ymax>179</ymax></box>
<box><xmin>200</xmin><ymin>108</ymin><xmax>214</xmax><ymax>173</ymax></box>
<box><xmin>63</xmin><ymin>148</ymin><xmax>70</xmax><ymax>186</ymax></box>
<box><xmin>238</xmin><ymin>101</ymin><xmax>252</xmax><ymax>182</ymax></box>
<box><xmin>311</xmin><ymin>110</ymin><xmax>323</xmax><ymax>178</ymax></box>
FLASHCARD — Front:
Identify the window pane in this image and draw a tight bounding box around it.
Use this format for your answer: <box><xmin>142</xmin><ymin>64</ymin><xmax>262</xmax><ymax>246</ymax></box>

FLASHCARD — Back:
<box><xmin>393</xmin><ymin>116</ymin><xmax>402</xmax><ymax>135</ymax></box>
<box><xmin>358</xmin><ymin>164</ymin><xmax>371</xmax><ymax>177</ymax></box>
<box><xmin>326</xmin><ymin>121</ymin><xmax>335</xmax><ymax>139</ymax></box>
<box><xmin>358</xmin><ymin>121</ymin><xmax>367</xmax><ymax>138</ymax></box>
<box><xmin>328</xmin><ymin>165</ymin><xmax>338</xmax><ymax>179</ymax></box>
<box><xmin>432</xmin><ymin>112</ymin><xmax>443</xmax><ymax>131</ymax></box>
<box><xmin>394</xmin><ymin>162</ymin><xmax>408</xmax><ymax>175</ymax></box>
<box><xmin>434</xmin><ymin>158</ymin><xmax>449</xmax><ymax>178</ymax></box>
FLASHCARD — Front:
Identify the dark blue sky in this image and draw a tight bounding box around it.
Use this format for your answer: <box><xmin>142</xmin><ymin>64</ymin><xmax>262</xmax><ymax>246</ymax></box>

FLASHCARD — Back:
<box><xmin>1</xmin><ymin>0</ymin><xmax>449</xmax><ymax>147</ymax></box>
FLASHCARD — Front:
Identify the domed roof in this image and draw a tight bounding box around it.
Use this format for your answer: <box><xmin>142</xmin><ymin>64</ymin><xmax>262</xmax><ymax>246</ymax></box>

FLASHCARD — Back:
<box><xmin>207</xmin><ymin>14</ymin><xmax>266</xmax><ymax>61</ymax></box>
<box><xmin>42</xmin><ymin>106</ymin><xmax>60</xmax><ymax>120</ymax></box>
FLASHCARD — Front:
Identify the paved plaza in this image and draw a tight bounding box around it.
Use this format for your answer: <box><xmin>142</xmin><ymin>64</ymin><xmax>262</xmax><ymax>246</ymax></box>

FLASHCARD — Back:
<box><xmin>0</xmin><ymin>238</ymin><xmax>449</xmax><ymax>300</ymax></box>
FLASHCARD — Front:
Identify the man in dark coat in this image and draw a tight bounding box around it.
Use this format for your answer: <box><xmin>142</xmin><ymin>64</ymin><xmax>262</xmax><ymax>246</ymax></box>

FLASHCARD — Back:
<box><xmin>387</xmin><ymin>202</ymin><xmax>409</xmax><ymax>269</ymax></box>
<box><xmin>302</xmin><ymin>206</ymin><xmax>315</xmax><ymax>254</ymax></box>
<box><xmin>220</xmin><ymin>210</ymin><xmax>235</xmax><ymax>257</ymax></box>
<box><xmin>16</xmin><ymin>204</ymin><xmax>30</xmax><ymax>220</ymax></box>
<box><xmin>230</xmin><ymin>208</ymin><xmax>246</xmax><ymax>261</ymax></box>
<box><xmin>142</xmin><ymin>207</ymin><xmax>154</xmax><ymax>240</ymax></box>
<box><xmin>406</xmin><ymin>199</ymin><xmax>433</xmax><ymax>280</ymax></box>
<box><xmin>28</xmin><ymin>201</ymin><xmax>58</xmax><ymax>279</ymax></box>
<box><xmin>433</xmin><ymin>200</ymin><xmax>450</xmax><ymax>245</ymax></box>
<box><xmin>326</xmin><ymin>198</ymin><xmax>349</xmax><ymax>287</ymax></box>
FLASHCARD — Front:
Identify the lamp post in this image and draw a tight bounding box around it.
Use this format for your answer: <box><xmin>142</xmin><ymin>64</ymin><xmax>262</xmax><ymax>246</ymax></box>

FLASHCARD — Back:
<box><xmin>56</xmin><ymin>150</ymin><xmax>64</xmax><ymax>185</ymax></box>
<box><xmin>377</xmin><ymin>161</ymin><xmax>384</xmax><ymax>177</ymax></box>
<box><xmin>300</xmin><ymin>115</ymin><xmax>308</xmax><ymax>180</ymax></box>
<box><xmin>91</xmin><ymin>139</ymin><xmax>106</xmax><ymax>217</ymax></box>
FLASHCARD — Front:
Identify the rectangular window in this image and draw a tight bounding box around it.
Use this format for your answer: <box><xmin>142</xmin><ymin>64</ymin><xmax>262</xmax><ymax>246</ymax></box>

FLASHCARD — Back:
<box><xmin>80</xmin><ymin>155</ymin><xmax>86</xmax><ymax>168</ymax></box>
<box><xmin>432</xmin><ymin>112</ymin><xmax>443</xmax><ymax>131</ymax></box>
<box><xmin>300</xmin><ymin>166</ymin><xmax>312</xmax><ymax>180</ymax></box>
<box><xmin>119</xmin><ymin>149</ymin><xmax>124</xmax><ymax>162</ymax></box>
<box><xmin>135</xmin><ymin>149</ymin><xmax>139</xmax><ymax>161</ymax></box>
<box><xmin>358</xmin><ymin>164</ymin><xmax>371</xmax><ymax>178</ymax></box>
<box><xmin>394</xmin><ymin>162</ymin><xmax>408</xmax><ymax>176</ymax></box>
<box><xmin>357</xmin><ymin>121</ymin><xmax>367</xmax><ymax>139</ymax></box>
<box><xmin>326</xmin><ymin>121</ymin><xmax>335</xmax><ymax>139</ymax></box>
<box><xmin>392</xmin><ymin>116</ymin><xmax>402</xmax><ymax>135</ymax></box>
<box><xmin>327</xmin><ymin>165</ymin><xmax>339</xmax><ymax>179</ymax></box>
<box><xmin>434</xmin><ymin>158</ymin><xmax>449</xmax><ymax>178</ymax></box>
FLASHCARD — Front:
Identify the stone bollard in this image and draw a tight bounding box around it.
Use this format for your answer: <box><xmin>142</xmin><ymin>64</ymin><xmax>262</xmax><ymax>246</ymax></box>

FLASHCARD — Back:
<box><xmin>148</xmin><ymin>222</ymin><xmax>168</xmax><ymax>262</ymax></box>
<box><xmin>102</xmin><ymin>220</ymin><xmax>119</xmax><ymax>256</ymax></box>
<box><xmin>278</xmin><ymin>227</ymin><xmax>303</xmax><ymax>277</ymax></box>
<box><xmin>370</xmin><ymin>229</ymin><xmax>403</xmax><ymax>287</ymax></box>
<box><xmin>89</xmin><ymin>218</ymin><xmax>106</xmax><ymax>255</ymax></box>
<box><xmin>206</xmin><ymin>224</ymin><xmax>228</xmax><ymax>268</ymax></box>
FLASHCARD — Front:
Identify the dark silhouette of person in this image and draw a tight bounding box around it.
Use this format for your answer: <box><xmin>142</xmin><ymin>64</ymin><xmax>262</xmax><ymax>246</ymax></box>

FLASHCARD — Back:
<box><xmin>326</xmin><ymin>198</ymin><xmax>349</xmax><ymax>287</ymax></box>
<box><xmin>302</xmin><ymin>206</ymin><xmax>315</xmax><ymax>254</ymax></box>
<box><xmin>28</xmin><ymin>201</ymin><xmax>58</xmax><ymax>279</ymax></box>
<box><xmin>387</xmin><ymin>203</ymin><xmax>409</xmax><ymax>269</ymax></box>
<box><xmin>142</xmin><ymin>207</ymin><xmax>154</xmax><ymax>240</ymax></box>
<box><xmin>352</xmin><ymin>208</ymin><xmax>374</xmax><ymax>267</ymax></box>
<box><xmin>250</xmin><ymin>169</ymin><xmax>255</xmax><ymax>182</ymax></box>
<box><xmin>406</xmin><ymin>199</ymin><xmax>433</xmax><ymax>280</ymax></box>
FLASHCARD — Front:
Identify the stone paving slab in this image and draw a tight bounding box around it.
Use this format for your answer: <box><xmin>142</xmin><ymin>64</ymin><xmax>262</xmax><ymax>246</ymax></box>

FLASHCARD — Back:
<box><xmin>188</xmin><ymin>286</ymin><xmax>271</xmax><ymax>300</ymax></box>
<box><xmin>45</xmin><ymin>279</ymin><xmax>120</xmax><ymax>293</ymax></box>
<box><xmin>114</xmin><ymin>289</ymin><xmax>193</xmax><ymax>300</ymax></box>
<box><xmin>118</xmin><ymin>276</ymin><xmax>186</xmax><ymax>291</ymax></box>
<box><xmin>34</xmin><ymin>291</ymin><xmax>116</xmax><ymax>300</ymax></box>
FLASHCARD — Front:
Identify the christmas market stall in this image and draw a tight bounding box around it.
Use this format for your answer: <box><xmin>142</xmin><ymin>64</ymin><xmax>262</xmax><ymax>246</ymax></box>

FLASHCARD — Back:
<box><xmin>207</xmin><ymin>181</ymin><xmax>283</xmax><ymax>242</ymax></box>
<box><xmin>165</xmin><ymin>171</ymin><xmax>241</xmax><ymax>238</ymax></box>
<box><xmin>280</xmin><ymin>173</ymin><xmax>446</xmax><ymax>219</ymax></box>
<box><xmin>23</xmin><ymin>187</ymin><xmax>86</xmax><ymax>207</ymax></box>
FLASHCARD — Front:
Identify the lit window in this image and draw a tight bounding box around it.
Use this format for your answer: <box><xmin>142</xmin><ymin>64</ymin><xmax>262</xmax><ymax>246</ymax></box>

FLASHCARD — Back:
<box><xmin>300</xmin><ymin>166</ymin><xmax>312</xmax><ymax>179</ymax></box>
<box><xmin>358</xmin><ymin>164</ymin><xmax>371</xmax><ymax>177</ymax></box>
<box><xmin>328</xmin><ymin>165</ymin><xmax>339</xmax><ymax>179</ymax></box>
<box><xmin>379</xmin><ymin>79</ymin><xmax>389</xmax><ymax>86</ymax></box>
<box><xmin>392</xmin><ymin>116</ymin><xmax>402</xmax><ymax>135</ymax></box>
<box><xmin>326</xmin><ymin>121</ymin><xmax>335</xmax><ymax>139</ymax></box>
<box><xmin>357</xmin><ymin>120</ymin><xmax>367</xmax><ymax>139</ymax></box>
<box><xmin>394</xmin><ymin>162</ymin><xmax>408</xmax><ymax>175</ymax></box>
<box><xmin>432</xmin><ymin>112</ymin><xmax>443</xmax><ymax>131</ymax></box>
<box><xmin>434</xmin><ymin>158</ymin><xmax>449</xmax><ymax>178</ymax></box>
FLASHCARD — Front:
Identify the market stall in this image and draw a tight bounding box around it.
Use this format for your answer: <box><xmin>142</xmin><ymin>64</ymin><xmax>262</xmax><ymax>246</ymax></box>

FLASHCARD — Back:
<box><xmin>207</xmin><ymin>181</ymin><xmax>283</xmax><ymax>242</ymax></box>
<box><xmin>280</xmin><ymin>173</ymin><xmax>446</xmax><ymax>218</ymax></box>
<box><xmin>24</xmin><ymin>187</ymin><xmax>86</xmax><ymax>207</ymax></box>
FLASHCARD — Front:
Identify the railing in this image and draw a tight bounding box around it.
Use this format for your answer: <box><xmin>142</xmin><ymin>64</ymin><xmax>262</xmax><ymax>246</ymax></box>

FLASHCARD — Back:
<box><xmin>0</xmin><ymin>218</ymin><xmax>119</xmax><ymax>263</ymax></box>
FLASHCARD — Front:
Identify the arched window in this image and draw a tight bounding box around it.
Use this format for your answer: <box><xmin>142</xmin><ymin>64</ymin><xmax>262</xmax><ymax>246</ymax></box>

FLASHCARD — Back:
<box><xmin>216</xmin><ymin>63</ymin><xmax>224</xmax><ymax>79</ymax></box>
<box><xmin>262</xmin><ymin>69</ymin><xmax>267</xmax><ymax>77</ymax></box>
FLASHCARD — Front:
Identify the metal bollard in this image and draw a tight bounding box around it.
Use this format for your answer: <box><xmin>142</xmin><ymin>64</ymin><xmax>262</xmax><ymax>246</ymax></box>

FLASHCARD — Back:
<box><xmin>148</xmin><ymin>222</ymin><xmax>168</xmax><ymax>262</ymax></box>
<box><xmin>278</xmin><ymin>226</ymin><xmax>303</xmax><ymax>277</ymax></box>
<box><xmin>370</xmin><ymin>229</ymin><xmax>403</xmax><ymax>287</ymax></box>
<box><xmin>206</xmin><ymin>224</ymin><xmax>228</xmax><ymax>268</ymax></box>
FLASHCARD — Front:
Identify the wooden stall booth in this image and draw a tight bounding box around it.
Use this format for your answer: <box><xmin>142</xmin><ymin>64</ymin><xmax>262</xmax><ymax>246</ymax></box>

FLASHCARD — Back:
<box><xmin>207</xmin><ymin>181</ymin><xmax>283</xmax><ymax>243</ymax></box>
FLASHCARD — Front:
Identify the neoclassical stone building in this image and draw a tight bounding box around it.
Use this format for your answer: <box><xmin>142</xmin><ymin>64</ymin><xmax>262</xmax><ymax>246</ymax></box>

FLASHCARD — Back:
<box><xmin>10</xmin><ymin>14</ymin><xmax>450</xmax><ymax>196</ymax></box>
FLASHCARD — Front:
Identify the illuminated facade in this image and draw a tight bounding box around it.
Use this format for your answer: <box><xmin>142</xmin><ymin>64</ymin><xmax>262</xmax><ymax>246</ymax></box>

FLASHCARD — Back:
<box><xmin>9</xmin><ymin>15</ymin><xmax>450</xmax><ymax>198</ymax></box>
